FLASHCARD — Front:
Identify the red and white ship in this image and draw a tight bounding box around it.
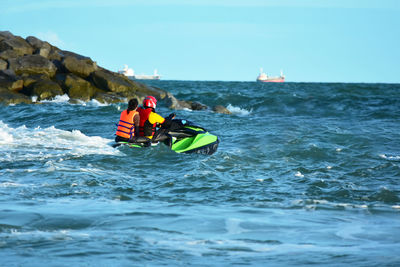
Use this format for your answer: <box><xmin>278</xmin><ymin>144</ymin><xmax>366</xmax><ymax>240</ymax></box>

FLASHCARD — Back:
<box><xmin>256</xmin><ymin>68</ymin><xmax>285</xmax><ymax>83</ymax></box>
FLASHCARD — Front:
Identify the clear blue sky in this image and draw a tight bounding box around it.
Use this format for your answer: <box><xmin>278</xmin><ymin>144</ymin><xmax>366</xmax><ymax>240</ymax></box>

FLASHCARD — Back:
<box><xmin>1</xmin><ymin>0</ymin><xmax>399</xmax><ymax>83</ymax></box>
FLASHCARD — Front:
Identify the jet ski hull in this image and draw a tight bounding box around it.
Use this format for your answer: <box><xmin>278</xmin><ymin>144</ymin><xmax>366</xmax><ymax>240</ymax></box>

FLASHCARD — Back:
<box><xmin>112</xmin><ymin>119</ymin><xmax>219</xmax><ymax>155</ymax></box>
<box><xmin>169</xmin><ymin>127</ymin><xmax>219</xmax><ymax>155</ymax></box>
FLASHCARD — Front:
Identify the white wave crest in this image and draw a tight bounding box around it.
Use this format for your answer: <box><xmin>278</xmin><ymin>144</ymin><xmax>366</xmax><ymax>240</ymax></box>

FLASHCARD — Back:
<box><xmin>226</xmin><ymin>104</ymin><xmax>251</xmax><ymax>116</ymax></box>
<box><xmin>0</xmin><ymin>121</ymin><xmax>14</xmax><ymax>144</ymax></box>
<box><xmin>30</xmin><ymin>94</ymin><xmax>116</xmax><ymax>107</ymax></box>
<box><xmin>0</xmin><ymin>121</ymin><xmax>121</xmax><ymax>162</ymax></box>
<box><xmin>76</xmin><ymin>99</ymin><xmax>110</xmax><ymax>107</ymax></box>
<box><xmin>40</xmin><ymin>94</ymin><xmax>70</xmax><ymax>103</ymax></box>
<box><xmin>0</xmin><ymin>182</ymin><xmax>25</xmax><ymax>188</ymax></box>
<box><xmin>379</xmin><ymin>154</ymin><xmax>400</xmax><ymax>161</ymax></box>
<box><xmin>295</xmin><ymin>171</ymin><xmax>304</xmax><ymax>178</ymax></box>
<box><xmin>292</xmin><ymin>199</ymin><xmax>369</xmax><ymax>210</ymax></box>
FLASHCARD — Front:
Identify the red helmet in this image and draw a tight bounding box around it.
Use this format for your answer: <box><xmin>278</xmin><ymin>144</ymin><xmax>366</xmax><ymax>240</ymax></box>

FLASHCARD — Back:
<box><xmin>143</xmin><ymin>96</ymin><xmax>157</xmax><ymax>109</ymax></box>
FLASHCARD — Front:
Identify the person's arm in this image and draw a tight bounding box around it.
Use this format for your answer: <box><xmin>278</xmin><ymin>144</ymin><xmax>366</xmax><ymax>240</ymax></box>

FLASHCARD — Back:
<box><xmin>134</xmin><ymin>112</ymin><xmax>140</xmax><ymax>135</ymax></box>
<box><xmin>148</xmin><ymin>112</ymin><xmax>165</xmax><ymax>125</ymax></box>
<box><xmin>149</xmin><ymin>112</ymin><xmax>177</xmax><ymax>128</ymax></box>
<box><xmin>159</xmin><ymin>113</ymin><xmax>176</xmax><ymax>128</ymax></box>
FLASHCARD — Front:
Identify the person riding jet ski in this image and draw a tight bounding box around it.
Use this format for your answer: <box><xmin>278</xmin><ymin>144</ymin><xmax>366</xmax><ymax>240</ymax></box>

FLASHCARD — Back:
<box><xmin>115</xmin><ymin>98</ymin><xmax>140</xmax><ymax>143</ymax></box>
<box><xmin>137</xmin><ymin>96</ymin><xmax>175</xmax><ymax>140</ymax></box>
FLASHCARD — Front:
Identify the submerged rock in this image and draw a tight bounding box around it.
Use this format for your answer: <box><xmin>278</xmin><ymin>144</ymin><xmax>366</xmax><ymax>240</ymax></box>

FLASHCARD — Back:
<box><xmin>213</xmin><ymin>105</ymin><xmax>232</xmax><ymax>114</ymax></box>
<box><xmin>163</xmin><ymin>92</ymin><xmax>209</xmax><ymax>111</ymax></box>
<box><xmin>164</xmin><ymin>92</ymin><xmax>191</xmax><ymax>110</ymax></box>
<box><xmin>189</xmin><ymin>101</ymin><xmax>208</xmax><ymax>111</ymax></box>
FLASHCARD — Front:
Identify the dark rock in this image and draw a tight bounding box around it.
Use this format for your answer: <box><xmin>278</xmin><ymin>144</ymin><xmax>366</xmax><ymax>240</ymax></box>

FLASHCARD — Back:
<box><xmin>61</xmin><ymin>51</ymin><xmax>97</xmax><ymax>78</ymax></box>
<box><xmin>91</xmin><ymin>68</ymin><xmax>147</xmax><ymax>98</ymax></box>
<box><xmin>0</xmin><ymin>31</ymin><xmax>201</xmax><ymax>110</ymax></box>
<box><xmin>47</xmin><ymin>46</ymin><xmax>63</xmax><ymax>61</ymax></box>
<box><xmin>163</xmin><ymin>92</ymin><xmax>193</xmax><ymax>110</ymax></box>
<box><xmin>1</xmin><ymin>69</ymin><xmax>17</xmax><ymax>77</ymax></box>
<box><xmin>8</xmin><ymin>55</ymin><xmax>57</xmax><ymax>77</ymax></box>
<box><xmin>51</xmin><ymin>59</ymin><xmax>65</xmax><ymax>73</ymax></box>
<box><xmin>25</xmin><ymin>36</ymin><xmax>50</xmax><ymax>50</ymax></box>
<box><xmin>0</xmin><ymin>59</ymin><xmax>7</xmax><ymax>70</ymax></box>
<box><xmin>57</xmin><ymin>73</ymin><xmax>97</xmax><ymax>101</ymax></box>
<box><xmin>0</xmin><ymin>33</ymin><xmax>33</xmax><ymax>56</ymax></box>
<box><xmin>145</xmin><ymin>86</ymin><xmax>168</xmax><ymax>100</ymax></box>
<box><xmin>0</xmin><ymin>70</ymin><xmax>23</xmax><ymax>91</ymax></box>
<box><xmin>93</xmin><ymin>91</ymin><xmax>126</xmax><ymax>104</ymax></box>
<box><xmin>21</xmin><ymin>73</ymin><xmax>49</xmax><ymax>88</ymax></box>
<box><xmin>0</xmin><ymin>31</ymin><xmax>15</xmax><ymax>39</ymax></box>
<box><xmin>164</xmin><ymin>92</ymin><xmax>182</xmax><ymax>109</ymax></box>
<box><xmin>38</xmin><ymin>47</ymin><xmax>50</xmax><ymax>58</ymax></box>
<box><xmin>27</xmin><ymin>79</ymin><xmax>64</xmax><ymax>100</ymax></box>
<box><xmin>0</xmin><ymin>50</ymin><xmax>19</xmax><ymax>60</ymax></box>
<box><xmin>189</xmin><ymin>101</ymin><xmax>208</xmax><ymax>110</ymax></box>
<box><xmin>26</xmin><ymin>36</ymin><xmax>52</xmax><ymax>58</ymax></box>
<box><xmin>162</xmin><ymin>92</ymin><xmax>208</xmax><ymax>111</ymax></box>
<box><xmin>60</xmin><ymin>50</ymin><xmax>90</xmax><ymax>60</ymax></box>
<box><xmin>0</xmin><ymin>87</ymin><xmax>32</xmax><ymax>105</ymax></box>
<box><xmin>213</xmin><ymin>105</ymin><xmax>232</xmax><ymax>114</ymax></box>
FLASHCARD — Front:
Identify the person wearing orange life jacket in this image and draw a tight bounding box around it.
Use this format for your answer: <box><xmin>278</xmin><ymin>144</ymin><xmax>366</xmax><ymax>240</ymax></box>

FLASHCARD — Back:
<box><xmin>115</xmin><ymin>98</ymin><xmax>140</xmax><ymax>143</ymax></box>
<box><xmin>137</xmin><ymin>96</ymin><xmax>175</xmax><ymax>139</ymax></box>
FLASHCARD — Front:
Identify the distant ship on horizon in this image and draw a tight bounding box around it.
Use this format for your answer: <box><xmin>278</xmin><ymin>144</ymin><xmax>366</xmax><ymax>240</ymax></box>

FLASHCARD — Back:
<box><xmin>118</xmin><ymin>65</ymin><xmax>161</xmax><ymax>80</ymax></box>
<box><xmin>256</xmin><ymin>68</ymin><xmax>285</xmax><ymax>83</ymax></box>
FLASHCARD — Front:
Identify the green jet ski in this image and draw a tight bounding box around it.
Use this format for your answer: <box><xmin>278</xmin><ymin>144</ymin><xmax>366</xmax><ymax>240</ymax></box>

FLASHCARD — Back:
<box><xmin>112</xmin><ymin>119</ymin><xmax>219</xmax><ymax>155</ymax></box>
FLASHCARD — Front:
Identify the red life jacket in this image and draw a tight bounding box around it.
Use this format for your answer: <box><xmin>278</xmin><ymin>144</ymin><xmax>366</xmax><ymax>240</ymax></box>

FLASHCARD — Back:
<box><xmin>115</xmin><ymin>109</ymin><xmax>137</xmax><ymax>139</ymax></box>
<box><xmin>137</xmin><ymin>107</ymin><xmax>156</xmax><ymax>137</ymax></box>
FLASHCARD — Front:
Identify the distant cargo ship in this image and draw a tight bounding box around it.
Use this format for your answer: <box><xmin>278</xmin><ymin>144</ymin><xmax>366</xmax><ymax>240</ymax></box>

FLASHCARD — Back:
<box><xmin>256</xmin><ymin>68</ymin><xmax>285</xmax><ymax>83</ymax></box>
<box><xmin>118</xmin><ymin>65</ymin><xmax>161</xmax><ymax>80</ymax></box>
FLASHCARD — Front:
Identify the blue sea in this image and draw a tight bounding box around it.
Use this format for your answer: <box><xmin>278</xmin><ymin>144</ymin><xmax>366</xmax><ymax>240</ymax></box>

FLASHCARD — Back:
<box><xmin>1</xmin><ymin>81</ymin><xmax>400</xmax><ymax>266</ymax></box>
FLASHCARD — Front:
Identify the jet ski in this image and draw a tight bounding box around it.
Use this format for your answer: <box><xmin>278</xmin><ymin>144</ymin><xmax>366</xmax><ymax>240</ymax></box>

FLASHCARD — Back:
<box><xmin>154</xmin><ymin>119</ymin><xmax>219</xmax><ymax>155</ymax></box>
<box><xmin>112</xmin><ymin>118</ymin><xmax>219</xmax><ymax>155</ymax></box>
<box><xmin>111</xmin><ymin>136</ymin><xmax>152</xmax><ymax>149</ymax></box>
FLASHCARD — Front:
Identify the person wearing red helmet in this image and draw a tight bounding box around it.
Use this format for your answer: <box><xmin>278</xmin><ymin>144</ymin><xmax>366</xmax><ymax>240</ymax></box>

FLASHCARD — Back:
<box><xmin>137</xmin><ymin>96</ymin><xmax>175</xmax><ymax>139</ymax></box>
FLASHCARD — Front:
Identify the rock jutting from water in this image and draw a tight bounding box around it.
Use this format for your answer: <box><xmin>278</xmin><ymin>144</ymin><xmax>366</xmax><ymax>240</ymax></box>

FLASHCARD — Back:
<box><xmin>0</xmin><ymin>31</ymin><xmax>228</xmax><ymax>113</ymax></box>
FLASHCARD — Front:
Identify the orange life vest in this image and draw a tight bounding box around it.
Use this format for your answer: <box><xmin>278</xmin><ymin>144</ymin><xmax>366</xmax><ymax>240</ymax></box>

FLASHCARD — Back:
<box><xmin>115</xmin><ymin>109</ymin><xmax>138</xmax><ymax>139</ymax></box>
<box><xmin>137</xmin><ymin>107</ymin><xmax>156</xmax><ymax>137</ymax></box>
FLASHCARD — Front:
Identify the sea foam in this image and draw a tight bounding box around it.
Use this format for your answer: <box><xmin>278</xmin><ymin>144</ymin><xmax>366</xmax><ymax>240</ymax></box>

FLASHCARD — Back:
<box><xmin>0</xmin><ymin>121</ymin><xmax>14</xmax><ymax>144</ymax></box>
<box><xmin>379</xmin><ymin>154</ymin><xmax>400</xmax><ymax>161</ymax></box>
<box><xmin>226</xmin><ymin>104</ymin><xmax>251</xmax><ymax>116</ymax></box>
<box><xmin>40</xmin><ymin>94</ymin><xmax>70</xmax><ymax>103</ymax></box>
<box><xmin>36</xmin><ymin>94</ymin><xmax>113</xmax><ymax>107</ymax></box>
<box><xmin>76</xmin><ymin>99</ymin><xmax>110</xmax><ymax>107</ymax></box>
<box><xmin>0</xmin><ymin>121</ymin><xmax>121</xmax><ymax>162</ymax></box>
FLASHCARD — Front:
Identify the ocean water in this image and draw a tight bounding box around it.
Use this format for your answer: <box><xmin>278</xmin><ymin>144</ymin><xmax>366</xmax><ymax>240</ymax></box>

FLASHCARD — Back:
<box><xmin>1</xmin><ymin>81</ymin><xmax>400</xmax><ymax>266</ymax></box>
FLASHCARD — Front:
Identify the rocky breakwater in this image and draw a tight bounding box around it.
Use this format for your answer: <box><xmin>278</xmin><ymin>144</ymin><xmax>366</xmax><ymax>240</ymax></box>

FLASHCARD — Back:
<box><xmin>0</xmin><ymin>31</ymin><xmax>232</xmax><ymax>113</ymax></box>
<box><xmin>0</xmin><ymin>31</ymin><xmax>155</xmax><ymax>105</ymax></box>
